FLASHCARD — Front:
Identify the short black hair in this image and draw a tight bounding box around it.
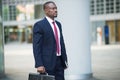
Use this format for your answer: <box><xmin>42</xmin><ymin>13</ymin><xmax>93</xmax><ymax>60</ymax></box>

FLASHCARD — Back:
<box><xmin>43</xmin><ymin>1</ymin><xmax>55</xmax><ymax>10</ymax></box>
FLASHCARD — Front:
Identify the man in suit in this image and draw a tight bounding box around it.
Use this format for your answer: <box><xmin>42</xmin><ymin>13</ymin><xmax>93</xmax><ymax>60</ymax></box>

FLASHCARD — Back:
<box><xmin>33</xmin><ymin>1</ymin><xmax>68</xmax><ymax>80</ymax></box>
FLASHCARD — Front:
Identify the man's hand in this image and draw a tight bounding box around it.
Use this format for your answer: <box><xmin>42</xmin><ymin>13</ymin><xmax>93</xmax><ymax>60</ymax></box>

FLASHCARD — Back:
<box><xmin>37</xmin><ymin>66</ymin><xmax>46</xmax><ymax>73</ymax></box>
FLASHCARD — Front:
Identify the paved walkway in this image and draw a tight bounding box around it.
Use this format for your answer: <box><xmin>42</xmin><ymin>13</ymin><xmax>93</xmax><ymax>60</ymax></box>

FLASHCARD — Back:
<box><xmin>1</xmin><ymin>43</ymin><xmax>120</xmax><ymax>80</ymax></box>
<box><xmin>91</xmin><ymin>44</ymin><xmax>120</xmax><ymax>80</ymax></box>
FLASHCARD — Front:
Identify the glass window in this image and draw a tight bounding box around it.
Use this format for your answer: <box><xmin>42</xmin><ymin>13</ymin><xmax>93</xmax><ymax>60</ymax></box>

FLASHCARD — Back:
<box><xmin>16</xmin><ymin>4</ymin><xmax>34</xmax><ymax>21</ymax></box>
<box><xmin>116</xmin><ymin>0</ymin><xmax>120</xmax><ymax>13</ymax></box>
<box><xmin>96</xmin><ymin>0</ymin><xmax>104</xmax><ymax>15</ymax></box>
<box><xmin>2</xmin><ymin>0</ymin><xmax>47</xmax><ymax>5</ymax></box>
<box><xmin>90</xmin><ymin>0</ymin><xmax>95</xmax><ymax>15</ymax></box>
<box><xmin>9</xmin><ymin>5</ymin><xmax>17</xmax><ymax>20</ymax></box>
<box><xmin>2</xmin><ymin>0</ymin><xmax>46</xmax><ymax>20</ymax></box>
<box><xmin>106</xmin><ymin>0</ymin><xmax>114</xmax><ymax>14</ymax></box>
<box><xmin>34</xmin><ymin>4</ymin><xmax>44</xmax><ymax>19</ymax></box>
<box><xmin>90</xmin><ymin>0</ymin><xmax>120</xmax><ymax>15</ymax></box>
<box><xmin>2</xmin><ymin>5</ymin><xmax>9</xmax><ymax>21</ymax></box>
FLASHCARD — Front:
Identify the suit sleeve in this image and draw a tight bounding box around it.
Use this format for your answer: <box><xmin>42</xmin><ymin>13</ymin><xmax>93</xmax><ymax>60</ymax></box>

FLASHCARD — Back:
<box><xmin>33</xmin><ymin>22</ymin><xmax>43</xmax><ymax>68</ymax></box>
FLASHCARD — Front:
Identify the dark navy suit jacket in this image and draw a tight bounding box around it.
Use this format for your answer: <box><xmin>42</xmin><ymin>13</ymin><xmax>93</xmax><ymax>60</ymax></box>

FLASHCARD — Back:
<box><xmin>33</xmin><ymin>18</ymin><xmax>67</xmax><ymax>70</ymax></box>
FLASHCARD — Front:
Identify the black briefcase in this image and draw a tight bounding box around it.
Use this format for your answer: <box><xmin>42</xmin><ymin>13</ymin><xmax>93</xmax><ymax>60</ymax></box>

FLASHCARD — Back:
<box><xmin>28</xmin><ymin>73</ymin><xmax>55</xmax><ymax>80</ymax></box>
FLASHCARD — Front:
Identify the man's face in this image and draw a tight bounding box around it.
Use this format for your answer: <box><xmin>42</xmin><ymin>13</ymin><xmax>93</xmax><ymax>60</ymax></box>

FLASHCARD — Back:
<box><xmin>45</xmin><ymin>3</ymin><xmax>57</xmax><ymax>19</ymax></box>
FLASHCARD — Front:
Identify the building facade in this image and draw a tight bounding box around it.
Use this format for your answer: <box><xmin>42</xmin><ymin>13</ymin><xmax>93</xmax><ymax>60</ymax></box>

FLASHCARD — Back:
<box><xmin>2</xmin><ymin>0</ymin><xmax>47</xmax><ymax>44</ymax></box>
<box><xmin>90</xmin><ymin>0</ymin><xmax>120</xmax><ymax>45</ymax></box>
<box><xmin>2</xmin><ymin>0</ymin><xmax>120</xmax><ymax>45</ymax></box>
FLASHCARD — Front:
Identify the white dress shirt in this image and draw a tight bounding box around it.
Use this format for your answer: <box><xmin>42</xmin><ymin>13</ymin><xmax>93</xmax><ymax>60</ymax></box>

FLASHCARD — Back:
<box><xmin>46</xmin><ymin>16</ymin><xmax>61</xmax><ymax>56</ymax></box>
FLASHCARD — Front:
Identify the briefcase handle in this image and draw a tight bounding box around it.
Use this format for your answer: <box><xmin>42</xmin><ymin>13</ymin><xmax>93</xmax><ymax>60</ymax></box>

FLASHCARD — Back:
<box><xmin>38</xmin><ymin>72</ymin><xmax>48</xmax><ymax>75</ymax></box>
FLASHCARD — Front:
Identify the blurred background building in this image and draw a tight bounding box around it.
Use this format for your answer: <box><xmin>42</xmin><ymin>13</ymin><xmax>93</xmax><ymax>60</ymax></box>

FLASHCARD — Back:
<box><xmin>90</xmin><ymin>0</ymin><xmax>120</xmax><ymax>45</ymax></box>
<box><xmin>2</xmin><ymin>0</ymin><xmax>120</xmax><ymax>45</ymax></box>
<box><xmin>2</xmin><ymin>0</ymin><xmax>47</xmax><ymax>44</ymax></box>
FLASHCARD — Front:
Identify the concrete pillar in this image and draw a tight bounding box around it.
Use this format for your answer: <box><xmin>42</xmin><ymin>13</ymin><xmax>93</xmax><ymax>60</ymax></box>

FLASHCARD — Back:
<box><xmin>53</xmin><ymin>0</ymin><xmax>92</xmax><ymax>79</ymax></box>
<box><xmin>0</xmin><ymin>0</ymin><xmax>5</xmax><ymax>78</ymax></box>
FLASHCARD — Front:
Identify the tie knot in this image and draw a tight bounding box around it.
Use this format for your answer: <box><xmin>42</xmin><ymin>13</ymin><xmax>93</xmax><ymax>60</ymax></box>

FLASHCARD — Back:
<box><xmin>52</xmin><ymin>21</ymin><xmax>55</xmax><ymax>24</ymax></box>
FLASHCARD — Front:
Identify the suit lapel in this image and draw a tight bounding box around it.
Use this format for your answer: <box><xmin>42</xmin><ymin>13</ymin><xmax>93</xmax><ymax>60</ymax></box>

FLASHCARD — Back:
<box><xmin>43</xmin><ymin>18</ymin><xmax>56</xmax><ymax>41</ymax></box>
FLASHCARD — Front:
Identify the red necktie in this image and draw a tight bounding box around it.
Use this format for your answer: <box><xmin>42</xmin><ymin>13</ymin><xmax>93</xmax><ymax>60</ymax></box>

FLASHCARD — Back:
<box><xmin>52</xmin><ymin>22</ymin><xmax>60</xmax><ymax>54</ymax></box>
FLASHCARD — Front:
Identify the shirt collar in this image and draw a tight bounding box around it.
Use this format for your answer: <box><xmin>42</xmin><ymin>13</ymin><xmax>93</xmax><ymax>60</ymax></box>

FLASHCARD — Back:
<box><xmin>46</xmin><ymin>16</ymin><xmax>54</xmax><ymax>23</ymax></box>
